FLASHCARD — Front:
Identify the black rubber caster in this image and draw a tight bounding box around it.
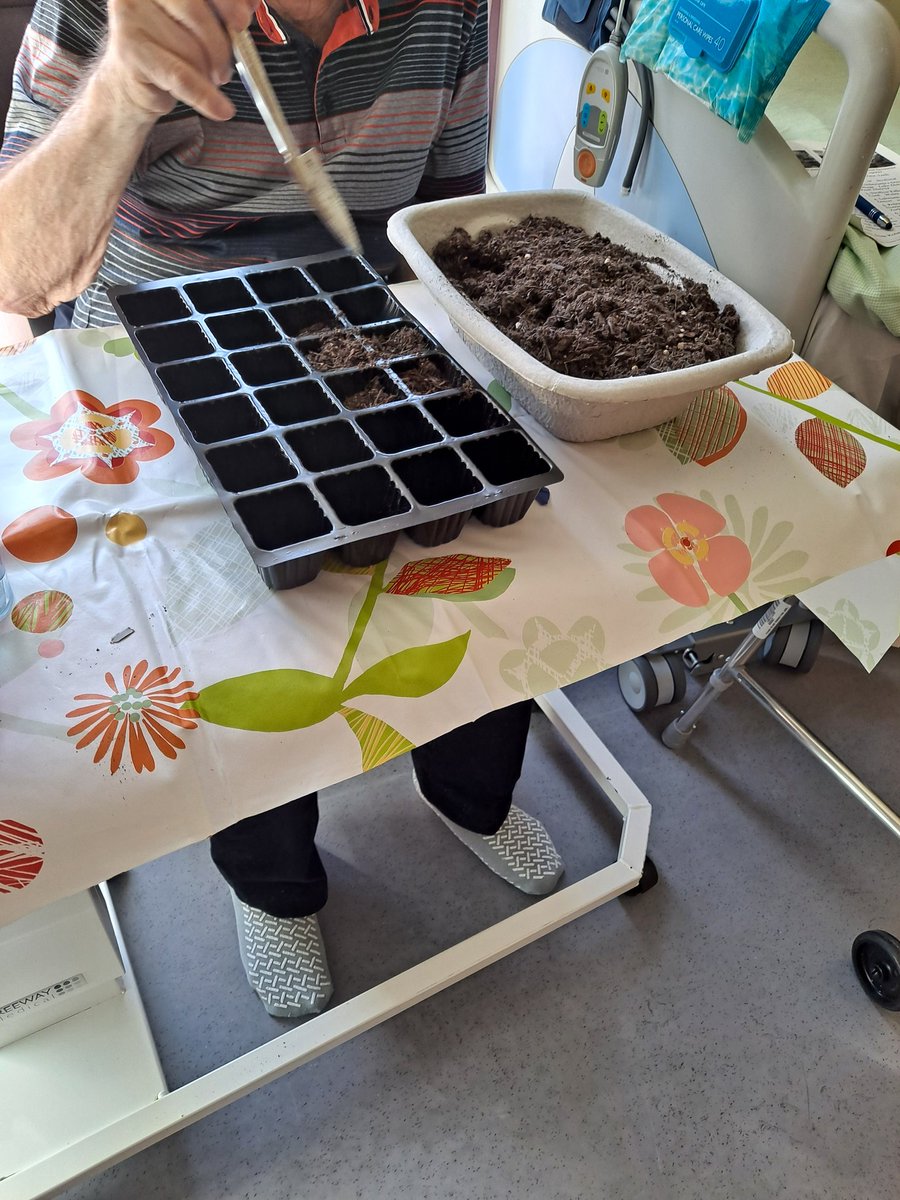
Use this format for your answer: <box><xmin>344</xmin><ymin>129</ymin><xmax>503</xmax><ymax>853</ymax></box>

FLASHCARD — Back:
<box><xmin>851</xmin><ymin>929</ymin><xmax>900</xmax><ymax>1010</ymax></box>
<box><xmin>623</xmin><ymin>856</ymin><xmax>659</xmax><ymax>897</ymax></box>
<box><xmin>617</xmin><ymin>654</ymin><xmax>686</xmax><ymax>714</ymax></box>
<box><xmin>760</xmin><ymin>618</ymin><xmax>823</xmax><ymax>673</ymax></box>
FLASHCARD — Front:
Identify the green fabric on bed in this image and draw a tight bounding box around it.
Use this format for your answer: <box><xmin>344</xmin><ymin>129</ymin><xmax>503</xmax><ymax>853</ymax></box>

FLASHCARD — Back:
<box><xmin>827</xmin><ymin>226</ymin><xmax>900</xmax><ymax>336</ymax></box>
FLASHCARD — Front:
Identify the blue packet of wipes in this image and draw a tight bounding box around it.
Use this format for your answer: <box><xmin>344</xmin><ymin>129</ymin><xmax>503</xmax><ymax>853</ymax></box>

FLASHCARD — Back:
<box><xmin>669</xmin><ymin>0</ymin><xmax>760</xmax><ymax>72</ymax></box>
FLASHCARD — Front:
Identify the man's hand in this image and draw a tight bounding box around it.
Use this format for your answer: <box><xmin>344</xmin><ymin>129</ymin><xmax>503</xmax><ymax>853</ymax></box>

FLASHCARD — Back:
<box><xmin>97</xmin><ymin>0</ymin><xmax>259</xmax><ymax>123</ymax></box>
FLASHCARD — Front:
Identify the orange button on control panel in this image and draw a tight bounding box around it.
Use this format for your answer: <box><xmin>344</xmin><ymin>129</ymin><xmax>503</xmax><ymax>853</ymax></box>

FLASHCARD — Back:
<box><xmin>577</xmin><ymin>149</ymin><xmax>597</xmax><ymax>179</ymax></box>
<box><xmin>601</xmin><ymin>87</ymin><xmax>611</xmax><ymax>102</ymax></box>
<box><xmin>586</xmin><ymin>82</ymin><xmax>596</xmax><ymax>95</ymax></box>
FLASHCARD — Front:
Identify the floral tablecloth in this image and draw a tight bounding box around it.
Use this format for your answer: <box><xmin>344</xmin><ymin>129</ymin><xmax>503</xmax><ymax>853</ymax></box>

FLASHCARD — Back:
<box><xmin>2</xmin><ymin>282</ymin><xmax>899</xmax><ymax>926</ymax></box>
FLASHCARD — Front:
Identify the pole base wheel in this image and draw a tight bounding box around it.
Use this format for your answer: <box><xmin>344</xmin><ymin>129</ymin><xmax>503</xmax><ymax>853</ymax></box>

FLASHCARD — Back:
<box><xmin>760</xmin><ymin>618</ymin><xmax>823</xmax><ymax>672</ymax></box>
<box><xmin>617</xmin><ymin>655</ymin><xmax>686</xmax><ymax>713</ymax></box>
<box><xmin>851</xmin><ymin>929</ymin><xmax>900</xmax><ymax>1010</ymax></box>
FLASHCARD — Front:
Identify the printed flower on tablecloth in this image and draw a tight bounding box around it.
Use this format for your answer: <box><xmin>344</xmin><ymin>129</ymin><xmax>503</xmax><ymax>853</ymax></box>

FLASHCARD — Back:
<box><xmin>811</xmin><ymin>599</ymin><xmax>881</xmax><ymax>671</ymax></box>
<box><xmin>500</xmin><ymin>616</ymin><xmax>606</xmax><ymax>694</ymax></box>
<box><xmin>624</xmin><ymin>493</ymin><xmax>751</xmax><ymax>608</ymax></box>
<box><xmin>11</xmin><ymin>389</ymin><xmax>174</xmax><ymax>485</ymax></box>
<box><xmin>66</xmin><ymin>661</ymin><xmax>199</xmax><ymax>774</ymax></box>
<box><xmin>0</xmin><ymin>820</ymin><xmax>45</xmax><ymax>893</ymax></box>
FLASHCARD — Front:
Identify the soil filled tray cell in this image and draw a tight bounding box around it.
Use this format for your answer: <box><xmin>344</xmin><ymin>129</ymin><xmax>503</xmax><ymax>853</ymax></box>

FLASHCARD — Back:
<box><xmin>364</xmin><ymin>321</ymin><xmax>433</xmax><ymax>362</ymax></box>
<box><xmin>305</xmin><ymin>256</ymin><xmax>380</xmax><ymax>292</ymax></box>
<box><xmin>157</xmin><ymin>357</ymin><xmax>239</xmax><ymax>403</ymax></box>
<box><xmin>206</xmin><ymin>436</ymin><xmax>298</xmax><ymax>493</ymax></box>
<box><xmin>135</xmin><ymin>320</ymin><xmax>213</xmax><ymax>364</ymax></box>
<box><xmin>247</xmin><ymin>267</ymin><xmax>315</xmax><ymax>304</ymax></box>
<box><xmin>426</xmin><ymin>391</ymin><xmax>510</xmax><ymax>437</ymax></box>
<box><xmin>406</xmin><ymin>510</ymin><xmax>472</xmax><ymax>548</ymax></box>
<box><xmin>207</xmin><ymin>310</ymin><xmax>281</xmax><ymax>350</ymax></box>
<box><xmin>116</xmin><ymin>287</ymin><xmax>190</xmax><ymax>328</ymax></box>
<box><xmin>230</xmin><ymin>345</ymin><xmax>307</xmax><ymax>387</ymax></box>
<box><xmin>332</xmin><ymin>286</ymin><xmax>403</xmax><ymax>326</ymax></box>
<box><xmin>394</xmin><ymin>354</ymin><xmax>460</xmax><ymax>397</ymax></box>
<box><xmin>286</xmin><ymin>421</ymin><xmax>373</xmax><ymax>472</ymax></box>
<box><xmin>234</xmin><ymin>483</ymin><xmax>332</xmax><ymax>551</ymax></box>
<box><xmin>356</xmin><ymin>405</ymin><xmax>443</xmax><ymax>454</ymax></box>
<box><xmin>327</xmin><ymin>368</ymin><xmax>402</xmax><ymax>412</ymax></box>
<box><xmin>393</xmin><ymin>446</ymin><xmax>482</xmax><ymax>507</ymax></box>
<box><xmin>181</xmin><ymin>395</ymin><xmax>266</xmax><ymax>443</ymax></box>
<box><xmin>317</xmin><ymin>464</ymin><xmax>411</xmax><ymax>526</ymax></box>
<box><xmin>303</xmin><ymin>332</ymin><xmax>373</xmax><ymax>372</ymax></box>
<box><xmin>255</xmin><ymin>379</ymin><xmax>339</xmax><ymax>426</ymax></box>
<box><xmin>184</xmin><ymin>277</ymin><xmax>254</xmax><ymax>313</ymax></box>
<box><xmin>462</xmin><ymin>429</ymin><xmax>553</xmax><ymax>485</ymax></box>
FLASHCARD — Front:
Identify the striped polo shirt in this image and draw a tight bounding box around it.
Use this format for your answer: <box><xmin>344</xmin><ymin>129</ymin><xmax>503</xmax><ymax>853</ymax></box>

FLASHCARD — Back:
<box><xmin>1</xmin><ymin>0</ymin><xmax>488</xmax><ymax>328</ymax></box>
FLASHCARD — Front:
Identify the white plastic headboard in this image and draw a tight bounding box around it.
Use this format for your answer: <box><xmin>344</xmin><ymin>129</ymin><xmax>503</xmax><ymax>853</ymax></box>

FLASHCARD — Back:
<box><xmin>651</xmin><ymin>0</ymin><xmax>900</xmax><ymax>343</ymax></box>
<box><xmin>489</xmin><ymin>0</ymin><xmax>900</xmax><ymax>346</ymax></box>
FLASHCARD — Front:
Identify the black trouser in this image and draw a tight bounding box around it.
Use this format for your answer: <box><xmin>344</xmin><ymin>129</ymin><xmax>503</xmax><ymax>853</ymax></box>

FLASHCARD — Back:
<box><xmin>210</xmin><ymin>701</ymin><xmax>533</xmax><ymax>918</ymax></box>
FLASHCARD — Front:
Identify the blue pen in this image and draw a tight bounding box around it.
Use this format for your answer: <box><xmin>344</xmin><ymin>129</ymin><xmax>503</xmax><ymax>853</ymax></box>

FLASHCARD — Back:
<box><xmin>855</xmin><ymin>194</ymin><xmax>893</xmax><ymax>230</ymax></box>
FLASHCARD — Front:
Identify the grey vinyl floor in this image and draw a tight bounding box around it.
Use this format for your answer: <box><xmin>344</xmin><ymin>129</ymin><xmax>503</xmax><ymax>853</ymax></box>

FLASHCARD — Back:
<box><xmin>60</xmin><ymin>632</ymin><xmax>900</xmax><ymax>1200</ymax></box>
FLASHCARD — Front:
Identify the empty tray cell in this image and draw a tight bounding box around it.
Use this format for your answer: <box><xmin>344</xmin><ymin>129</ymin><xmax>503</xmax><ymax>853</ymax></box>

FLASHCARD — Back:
<box><xmin>332</xmin><ymin>286</ymin><xmax>402</xmax><ymax>325</ymax></box>
<box><xmin>234</xmin><ymin>483</ymin><xmax>332</xmax><ymax>551</ymax></box>
<box><xmin>395</xmin><ymin>354</ymin><xmax>459</xmax><ymax>397</ymax></box>
<box><xmin>184</xmin><ymin>277</ymin><xmax>254</xmax><ymax>313</ymax></box>
<box><xmin>231</xmin><ymin>344</ymin><xmax>307</xmax><ymax>387</ymax></box>
<box><xmin>365</xmin><ymin>321</ymin><xmax>432</xmax><ymax>361</ymax></box>
<box><xmin>357</xmin><ymin>404</ymin><xmax>442</xmax><ymax>453</ymax></box>
<box><xmin>206</xmin><ymin>436</ymin><xmax>297</xmax><ymax>493</ymax></box>
<box><xmin>462</xmin><ymin>430</ymin><xmax>551</xmax><ymax>485</ymax></box>
<box><xmin>135</xmin><ymin>320</ymin><xmax>212</xmax><ymax>363</ymax></box>
<box><xmin>255</xmin><ymin>379</ymin><xmax>338</xmax><ymax>425</ymax></box>
<box><xmin>407</xmin><ymin>510</ymin><xmax>472</xmax><ymax>548</ymax></box>
<box><xmin>286</xmin><ymin>421</ymin><xmax>373</xmax><ymax>472</ymax></box>
<box><xmin>181</xmin><ymin>395</ymin><xmax>266</xmax><ymax>443</ymax></box>
<box><xmin>115</xmin><ymin>287</ymin><xmax>189</xmax><ymax>327</ymax></box>
<box><xmin>207</xmin><ymin>310</ymin><xmax>281</xmax><ymax>349</ymax></box>
<box><xmin>337</xmin><ymin>532</ymin><xmax>400</xmax><ymax>568</ymax></box>
<box><xmin>304</xmin><ymin>331</ymin><xmax>374</xmax><ymax>372</ymax></box>
<box><xmin>271</xmin><ymin>299</ymin><xmax>338</xmax><ymax>339</ymax></box>
<box><xmin>317</xmin><ymin>464</ymin><xmax>411</xmax><ymax>526</ymax></box>
<box><xmin>426</xmin><ymin>391</ymin><xmax>510</xmax><ymax>437</ymax></box>
<box><xmin>393</xmin><ymin>446</ymin><xmax>482</xmax><ymax>506</ymax></box>
<box><xmin>476</xmin><ymin>490</ymin><xmax>539</xmax><ymax>528</ymax></box>
<box><xmin>247</xmin><ymin>267</ymin><xmax>315</xmax><ymax>304</ymax></box>
<box><xmin>305</xmin><ymin>256</ymin><xmax>379</xmax><ymax>292</ymax></box>
<box><xmin>327</xmin><ymin>368</ymin><xmax>402</xmax><ymax>411</ymax></box>
<box><xmin>157</xmin><ymin>357</ymin><xmax>239</xmax><ymax>402</ymax></box>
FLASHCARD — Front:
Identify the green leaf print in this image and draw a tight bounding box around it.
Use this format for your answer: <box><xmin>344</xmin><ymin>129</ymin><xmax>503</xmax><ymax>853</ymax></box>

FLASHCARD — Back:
<box><xmin>339</xmin><ymin>707</ymin><xmax>416</xmax><ymax>771</ymax></box>
<box><xmin>103</xmin><ymin>335</ymin><xmax>138</xmax><ymax>358</ymax></box>
<box><xmin>429</xmin><ymin>567</ymin><xmax>516</xmax><ymax>603</ymax></box>
<box><xmin>193</xmin><ymin>668</ymin><xmax>343</xmax><ymax>731</ymax></box>
<box><xmin>341</xmin><ymin>632</ymin><xmax>470</xmax><ymax>702</ymax></box>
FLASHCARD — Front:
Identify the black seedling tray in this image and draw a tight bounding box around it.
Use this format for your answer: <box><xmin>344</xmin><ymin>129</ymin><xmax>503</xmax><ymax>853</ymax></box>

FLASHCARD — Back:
<box><xmin>109</xmin><ymin>252</ymin><xmax>563</xmax><ymax>589</ymax></box>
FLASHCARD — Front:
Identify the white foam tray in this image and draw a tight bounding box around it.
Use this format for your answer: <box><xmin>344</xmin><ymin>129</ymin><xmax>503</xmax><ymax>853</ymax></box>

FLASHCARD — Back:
<box><xmin>387</xmin><ymin>190</ymin><xmax>793</xmax><ymax>442</ymax></box>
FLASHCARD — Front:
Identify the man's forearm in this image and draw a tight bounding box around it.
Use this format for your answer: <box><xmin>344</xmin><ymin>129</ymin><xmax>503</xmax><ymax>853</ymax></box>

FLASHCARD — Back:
<box><xmin>0</xmin><ymin>65</ymin><xmax>158</xmax><ymax>318</ymax></box>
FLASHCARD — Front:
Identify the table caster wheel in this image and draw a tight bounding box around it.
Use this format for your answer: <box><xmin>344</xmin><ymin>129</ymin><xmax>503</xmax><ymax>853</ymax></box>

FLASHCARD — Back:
<box><xmin>851</xmin><ymin>929</ymin><xmax>900</xmax><ymax>1010</ymax></box>
<box><xmin>617</xmin><ymin>654</ymin><xmax>686</xmax><ymax>714</ymax></box>
<box><xmin>760</xmin><ymin>618</ymin><xmax>823</xmax><ymax>672</ymax></box>
<box><xmin>623</xmin><ymin>856</ymin><xmax>659</xmax><ymax>897</ymax></box>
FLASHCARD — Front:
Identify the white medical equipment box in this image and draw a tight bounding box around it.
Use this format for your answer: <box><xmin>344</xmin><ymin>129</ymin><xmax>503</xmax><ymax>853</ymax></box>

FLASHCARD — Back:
<box><xmin>0</xmin><ymin>887</ymin><xmax>124</xmax><ymax>1048</ymax></box>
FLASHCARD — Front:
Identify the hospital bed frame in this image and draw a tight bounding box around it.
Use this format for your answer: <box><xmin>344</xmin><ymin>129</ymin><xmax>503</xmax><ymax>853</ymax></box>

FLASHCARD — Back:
<box><xmin>489</xmin><ymin>0</ymin><xmax>900</xmax><ymax>1009</ymax></box>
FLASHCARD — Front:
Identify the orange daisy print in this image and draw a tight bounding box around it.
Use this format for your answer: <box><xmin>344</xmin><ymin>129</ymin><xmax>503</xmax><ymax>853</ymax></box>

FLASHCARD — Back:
<box><xmin>66</xmin><ymin>661</ymin><xmax>199</xmax><ymax>774</ymax></box>
<box><xmin>12</xmin><ymin>389</ymin><xmax>175</xmax><ymax>485</ymax></box>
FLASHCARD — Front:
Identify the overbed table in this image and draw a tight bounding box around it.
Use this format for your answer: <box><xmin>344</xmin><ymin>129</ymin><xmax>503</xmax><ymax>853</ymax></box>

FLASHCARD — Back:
<box><xmin>2</xmin><ymin>282</ymin><xmax>899</xmax><ymax>1198</ymax></box>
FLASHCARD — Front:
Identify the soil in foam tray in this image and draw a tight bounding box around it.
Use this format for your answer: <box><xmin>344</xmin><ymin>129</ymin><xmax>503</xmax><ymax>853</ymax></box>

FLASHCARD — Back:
<box><xmin>431</xmin><ymin>215</ymin><xmax>740</xmax><ymax>380</ymax></box>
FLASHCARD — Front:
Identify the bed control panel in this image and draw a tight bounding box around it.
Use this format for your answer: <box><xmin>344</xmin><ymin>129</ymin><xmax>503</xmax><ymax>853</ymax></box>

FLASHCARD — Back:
<box><xmin>574</xmin><ymin>44</ymin><xmax>628</xmax><ymax>188</ymax></box>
